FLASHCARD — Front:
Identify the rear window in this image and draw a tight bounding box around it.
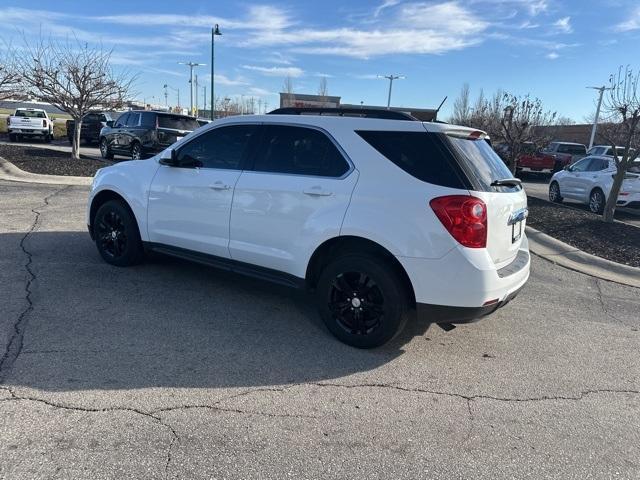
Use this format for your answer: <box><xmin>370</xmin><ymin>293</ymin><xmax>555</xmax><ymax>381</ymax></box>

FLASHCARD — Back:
<box><xmin>356</xmin><ymin>131</ymin><xmax>467</xmax><ymax>189</ymax></box>
<box><xmin>557</xmin><ymin>144</ymin><xmax>586</xmax><ymax>155</ymax></box>
<box><xmin>157</xmin><ymin>115</ymin><xmax>199</xmax><ymax>131</ymax></box>
<box><xmin>446</xmin><ymin>135</ymin><xmax>520</xmax><ymax>192</ymax></box>
<box><xmin>15</xmin><ymin>110</ymin><xmax>46</xmax><ymax>118</ymax></box>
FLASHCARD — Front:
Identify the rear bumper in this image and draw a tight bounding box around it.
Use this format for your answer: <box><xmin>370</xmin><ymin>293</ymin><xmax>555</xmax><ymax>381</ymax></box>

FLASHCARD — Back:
<box><xmin>8</xmin><ymin>128</ymin><xmax>49</xmax><ymax>135</ymax></box>
<box><xmin>616</xmin><ymin>193</ymin><xmax>640</xmax><ymax>207</ymax></box>
<box><xmin>416</xmin><ymin>285</ymin><xmax>523</xmax><ymax>324</ymax></box>
<box><xmin>397</xmin><ymin>235</ymin><xmax>530</xmax><ymax>313</ymax></box>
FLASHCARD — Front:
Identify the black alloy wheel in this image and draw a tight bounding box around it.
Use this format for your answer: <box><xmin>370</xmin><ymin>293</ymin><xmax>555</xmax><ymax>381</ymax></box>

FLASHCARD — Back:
<box><xmin>317</xmin><ymin>254</ymin><xmax>408</xmax><ymax>348</ymax></box>
<box><xmin>100</xmin><ymin>138</ymin><xmax>114</xmax><ymax>159</ymax></box>
<box><xmin>589</xmin><ymin>189</ymin><xmax>605</xmax><ymax>214</ymax></box>
<box><xmin>549</xmin><ymin>182</ymin><xmax>563</xmax><ymax>203</ymax></box>
<box><xmin>94</xmin><ymin>200</ymin><xmax>143</xmax><ymax>266</ymax></box>
<box><xmin>131</xmin><ymin>143</ymin><xmax>143</xmax><ymax>160</ymax></box>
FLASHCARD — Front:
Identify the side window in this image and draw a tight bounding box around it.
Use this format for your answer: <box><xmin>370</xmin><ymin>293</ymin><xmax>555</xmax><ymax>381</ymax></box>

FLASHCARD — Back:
<box><xmin>252</xmin><ymin>125</ymin><xmax>350</xmax><ymax>177</ymax></box>
<box><xmin>140</xmin><ymin>112</ymin><xmax>156</xmax><ymax>128</ymax></box>
<box><xmin>571</xmin><ymin>158</ymin><xmax>592</xmax><ymax>172</ymax></box>
<box><xmin>114</xmin><ymin>113</ymin><xmax>129</xmax><ymax>128</ymax></box>
<box><xmin>176</xmin><ymin>125</ymin><xmax>257</xmax><ymax>169</ymax></box>
<box><xmin>356</xmin><ymin>130</ymin><xmax>467</xmax><ymax>189</ymax></box>
<box><xmin>127</xmin><ymin>113</ymin><xmax>141</xmax><ymax>127</ymax></box>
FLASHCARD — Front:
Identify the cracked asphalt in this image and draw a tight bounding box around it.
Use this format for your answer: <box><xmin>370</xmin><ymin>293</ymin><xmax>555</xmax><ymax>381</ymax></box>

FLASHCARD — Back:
<box><xmin>0</xmin><ymin>179</ymin><xmax>639</xmax><ymax>479</ymax></box>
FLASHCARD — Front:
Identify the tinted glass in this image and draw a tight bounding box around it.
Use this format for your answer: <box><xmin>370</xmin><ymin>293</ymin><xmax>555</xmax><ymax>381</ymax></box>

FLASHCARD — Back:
<box><xmin>587</xmin><ymin>158</ymin><xmax>608</xmax><ymax>171</ymax></box>
<box><xmin>356</xmin><ymin>131</ymin><xmax>465</xmax><ymax>189</ymax></box>
<box><xmin>570</xmin><ymin>158</ymin><xmax>592</xmax><ymax>172</ymax></box>
<box><xmin>446</xmin><ymin>135</ymin><xmax>519</xmax><ymax>192</ymax></box>
<box><xmin>254</xmin><ymin>125</ymin><xmax>349</xmax><ymax>177</ymax></box>
<box><xmin>127</xmin><ymin>113</ymin><xmax>141</xmax><ymax>127</ymax></box>
<box><xmin>84</xmin><ymin>113</ymin><xmax>101</xmax><ymax>122</ymax></box>
<box><xmin>15</xmin><ymin>110</ymin><xmax>46</xmax><ymax>118</ymax></box>
<box><xmin>557</xmin><ymin>144</ymin><xmax>586</xmax><ymax>155</ymax></box>
<box><xmin>176</xmin><ymin>125</ymin><xmax>257</xmax><ymax>169</ymax></box>
<box><xmin>140</xmin><ymin>112</ymin><xmax>156</xmax><ymax>128</ymax></box>
<box><xmin>114</xmin><ymin>113</ymin><xmax>129</xmax><ymax>127</ymax></box>
<box><xmin>157</xmin><ymin>115</ymin><xmax>199</xmax><ymax>131</ymax></box>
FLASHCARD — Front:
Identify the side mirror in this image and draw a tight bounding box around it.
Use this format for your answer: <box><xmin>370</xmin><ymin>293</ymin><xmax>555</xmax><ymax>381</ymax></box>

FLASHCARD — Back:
<box><xmin>563</xmin><ymin>165</ymin><xmax>571</xmax><ymax>171</ymax></box>
<box><xmin>106</xmin><ymin>120</ymin><xmax>114</xmax><ymax>127</ymax></box>
<box><xmin>159</xmin><ymin>149</ymin><xmax>178</xmax><ymax>166</ymax></box>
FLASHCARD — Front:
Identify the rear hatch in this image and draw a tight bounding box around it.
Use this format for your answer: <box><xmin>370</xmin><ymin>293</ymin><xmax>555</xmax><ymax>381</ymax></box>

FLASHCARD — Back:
<box><xmin>11</xmin><ymin>110</ymin><xmax>46</xmax><ymax>131</ymax></box>
<box><xmin>442</xmin><ymin>130</ymin><xmax>528</xmax><ymax>267</ymax></box>
<box><xmin>156</xmin><ymin>114</ymin><xmax>199</xmax><ymax>147</ymax></box>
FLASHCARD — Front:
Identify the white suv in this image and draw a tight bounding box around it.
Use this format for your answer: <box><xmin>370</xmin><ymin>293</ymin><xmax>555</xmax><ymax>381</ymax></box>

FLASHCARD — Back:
<box><xmin>87</xmin><ymin>109</ymin><xmax>530</xmax><ymax>348</ymax></box>
<box><xmin>549</xmin><ymin>155</ymin><xmax>640</xmax><ymax>213</ymax></box>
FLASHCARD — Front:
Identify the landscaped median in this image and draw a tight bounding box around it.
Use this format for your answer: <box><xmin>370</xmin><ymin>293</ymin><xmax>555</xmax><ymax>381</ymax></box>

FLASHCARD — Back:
<box><xmin>526</xmin><ymin>196</ymin><xmax>640</xmax><ymax>288</ymax></box>
<box><xmin>0</xmin><ymin>144</ymin><xmax>112</xmax><ymax>177</ymax></box>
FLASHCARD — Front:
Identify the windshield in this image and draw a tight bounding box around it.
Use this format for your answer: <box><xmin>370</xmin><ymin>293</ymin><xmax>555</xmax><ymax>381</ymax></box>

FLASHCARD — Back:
<box><xmin>446</xmin><ymin>135</ymin><xmax>519</xmax><ymax>192</ymax></box>
<box><xmin>157</xmin><ymin>115</ymin><xmax>199</xmax><ymax>131</ymax></box>
<box><xmin>558</xmin><ymin>144</ymin><xmax>586</xmax><ymax>155</ymax></box>
<box><xmin>15</xmin><ymin>110</ymin><xmax>46</xmax><ymax>118</ymax></box>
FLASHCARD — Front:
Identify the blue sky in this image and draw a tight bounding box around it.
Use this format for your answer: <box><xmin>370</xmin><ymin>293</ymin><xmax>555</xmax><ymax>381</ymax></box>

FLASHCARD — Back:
<box><xmin>1</xmin><ymin>0</ymin><xmax>639</xmax><ymax>120</ymax></box>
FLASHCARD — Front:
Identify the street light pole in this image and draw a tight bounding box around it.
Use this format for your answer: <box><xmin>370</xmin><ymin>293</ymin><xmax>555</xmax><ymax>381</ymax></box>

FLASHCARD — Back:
<box><xmin>178</xmin><ymin>61</ymin><xmax>205</xmax><ymax>116</ymax></box>
<box><xmin>587</xmin><ymin>86</ymin><xmax>613</xmax><ymax>150</ymax></box>
<box><xmin>378</xmin><ymin>74</ymin><xmax>405</xmax><ymax>109</ymax></box>
<box><xmin>211</xmin><ymin>24</ymin><xmax>222</xmax><ymax>119</ymax></box>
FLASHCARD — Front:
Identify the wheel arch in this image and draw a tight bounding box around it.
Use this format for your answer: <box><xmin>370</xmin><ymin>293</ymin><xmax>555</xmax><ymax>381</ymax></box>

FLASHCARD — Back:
<box><xmin>305</xmin><ymin>235</ymin><xmax>416</xmax><ymax>305</ymax></box>
<box><xmin>89</xmin><ymin>190</ymin><xmax>141</xmax><ymax>239</ymax></box>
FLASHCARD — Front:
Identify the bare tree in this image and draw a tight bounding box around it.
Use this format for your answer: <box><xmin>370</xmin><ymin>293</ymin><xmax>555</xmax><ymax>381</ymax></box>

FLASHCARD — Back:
<box><xmin>450</xmin><ymin>83</ymin><xmax>471</xmax><ymax>125</ymax></box>
<box><xmin>598</xmin><ymin>66</ymin><xmax>640</xmax><ymax>222</ymax></box>
<box><xmin>0</xmin><ymin>42</ymin><xmax>20</xmax><ymax>100</ymax></box>
<box><xmin>14</xmin><ymin>36</ymin><xmax>135</xmax><ymax>159</ymax></box>
<box><xmin>318</xmin><ymin>77</ymin><xmax>328</xmax><ymax>105</ymax></box>
<box><xmin>283</xmin><ymin>75</ymin><xmax>294</xmax><ymax>94</ymax></box>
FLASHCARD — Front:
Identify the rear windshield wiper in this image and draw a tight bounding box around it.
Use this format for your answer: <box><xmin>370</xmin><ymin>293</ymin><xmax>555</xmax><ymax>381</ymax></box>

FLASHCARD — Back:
<box><xmin>490</xmin><ymin>178</ymin><xmax>522</xmax><ymax>187</ymax></box>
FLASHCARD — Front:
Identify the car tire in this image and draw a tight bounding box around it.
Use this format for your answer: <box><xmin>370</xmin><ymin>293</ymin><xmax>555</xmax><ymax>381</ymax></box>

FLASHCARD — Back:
<box><xmin>44</xmin><ymin>133</ymin><xmax>52</xmax><ymax>143</ymax></box>
<box><xmin>316</xmin><ymin>254</ymin><xmax>409</xmax><ymax>348</ymax></box>
<box><xmin>8</xmin><ymin>133</ymin><xmax>16</xmax><ymax>142</ymax></box>
<box><xmin>94</xmin><ymin>200</ymin><xmax>144</xmax><ymax>267</ymax></box>
<box><xmin>549</xmin><ymin>181</ymin><xmax>563</xmax><ymax>203</ymax></box>
<box><xmin>589</xmin><ymin>188</ymin><xmax>605</xmax><ymax>215</ymax></box>
<box><xmin>131</xmin><ymin>142</ymin><xmax>143</xmax><ymax>160</ymax></box>
<box><xmin>100</xmin><ymin>138</ymin><xmax>114</xmax><ymax>159</ymax></box>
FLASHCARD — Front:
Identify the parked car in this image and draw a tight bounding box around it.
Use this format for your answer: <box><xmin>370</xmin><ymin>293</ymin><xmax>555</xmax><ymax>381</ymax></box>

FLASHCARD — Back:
<box><xmin>517</xmin><ymin>141</ymin><xmax>586</xmax><ymax>176</ymax></box>
<box><xmin>99</xmin><ymin>111</ymin><xmax>200</xmax><ymax>160</ymax></box>
<box><xmin>549</xmin><ymin>156</ymin><xmax>640</xmax><ymax>213</ymax></box>
<box><xmin>196</xmin><ymin>118</ymin><xmax>213</xmax><ymax>127</ymax></box>
<box><xmin>7</xmin><ymin>108</ymin><xmax>54</xmax><ymax>143</ymax></box>
<box><xmin>587</xmin><ymin>145</ymin><xmax>635</xmax><ymax>158</ymax></box>
<box><xmin>87</xmin><ymin>109</ymin><xmax>530</xmax><ymax>348</ymax></box>
<box><xmin>67</xmin><ymin>111</ymin><xmax>119</xmax><ymax>145</ymax></box>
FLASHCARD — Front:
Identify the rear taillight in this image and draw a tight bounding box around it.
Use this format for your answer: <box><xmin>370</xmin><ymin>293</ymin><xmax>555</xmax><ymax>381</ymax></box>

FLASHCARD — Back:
<box><xmin>430</xmin><ymin>195</ymin><xmax>487</xmax><ymax>248</ymax></box>
<box><xmin>7</xmin><ymin>117</ymin><xmax>10</xmax><ymax>126</ymax></box>
<box><xmin>42</xmin><ymin>119</ymin><xmax>47</xmax><ymax>127</ymax></box>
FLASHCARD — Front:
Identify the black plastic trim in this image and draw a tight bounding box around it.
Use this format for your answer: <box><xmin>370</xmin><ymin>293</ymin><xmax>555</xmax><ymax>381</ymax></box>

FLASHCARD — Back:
<box><xmin>143</xmin><ymin>242</ymin><xmax>306</xmax><ymax>290</ymax></box>
<box><xmin>497</xmin><ymin>250</ymin><xmax>529</xmax><ymax>278</ymax></box>
<box><xmin>416</xmin><ymin>285</ymin><xmax>523</xmax><ymax>324</ymax></box>
<box><xmin>269</xmin><ymin>107</ymin><xmax>418</xmax><ymax>121</ymax></box>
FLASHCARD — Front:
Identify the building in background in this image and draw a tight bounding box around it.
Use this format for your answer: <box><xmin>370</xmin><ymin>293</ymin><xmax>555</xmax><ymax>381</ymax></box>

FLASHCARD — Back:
<box><xmin>279</xmin><ymin>93</ymin><xmax>438</xmax><ymax>121</ymax></box>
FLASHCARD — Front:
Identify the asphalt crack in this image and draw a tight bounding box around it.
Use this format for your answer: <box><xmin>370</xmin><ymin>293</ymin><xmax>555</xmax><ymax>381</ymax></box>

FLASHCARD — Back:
<box><xmin>0</xmin><ymin>185</ymin><xmax>70</xmax><ymax>382</ymax></box>
<box><xmin>593</xmin><ymin>278</ymin><xmax>626</xmax><ymax>324</ymax></box>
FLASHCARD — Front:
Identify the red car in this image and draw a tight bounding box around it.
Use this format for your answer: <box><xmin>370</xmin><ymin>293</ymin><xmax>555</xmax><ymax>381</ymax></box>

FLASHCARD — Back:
<box><xmin>517</xmin><ymin>142</ymin><xmax>587</xmax><ymax>176</ymax></box>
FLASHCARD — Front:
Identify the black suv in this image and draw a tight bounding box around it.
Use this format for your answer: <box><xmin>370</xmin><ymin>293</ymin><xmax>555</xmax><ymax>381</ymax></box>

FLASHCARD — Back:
<box><xmin>99</xmin><ymin>111</ymin><xmax>200</xmax><ymax>160</ymax></box>
<box><xmin>67</xmin><ymin>111</ymin><xmax>119</xmax><ymax>145</ymax></box>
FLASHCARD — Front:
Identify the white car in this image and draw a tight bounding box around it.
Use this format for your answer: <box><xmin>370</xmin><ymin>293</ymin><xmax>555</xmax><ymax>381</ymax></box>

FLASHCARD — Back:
<box><xmin>7</xmin><ymin>108</ymin><xmax>54</xmax><ymax>143</ymax></box>
<box><xmin>586</xmin><ymin>145</ymin><xmax>632</xmax><ymax>157</ymax></box>
<box><xmin>87</xmin><ymin>109</ymin><xmax>530</xmax><ymax>348</ymax></box>
<box><xmin>549</xmin><ymin>155</ymin><xmax>640</xmax><ymax>213</ymax></box>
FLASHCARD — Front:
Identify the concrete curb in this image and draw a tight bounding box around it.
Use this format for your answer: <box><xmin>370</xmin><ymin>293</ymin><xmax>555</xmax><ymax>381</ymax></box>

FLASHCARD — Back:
<box><xmin>526</xmin><ymin>226</ymin><xmax>640</xmax><ymax>288</ymax></box>
<box><xmin>0</xmin><ymin>156</ymin><xmax>92</xmax><ymax>186</ymax></box>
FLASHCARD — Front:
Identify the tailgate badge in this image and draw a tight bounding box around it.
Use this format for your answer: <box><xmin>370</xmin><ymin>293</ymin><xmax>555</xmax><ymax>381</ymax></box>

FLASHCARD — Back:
<box><xmin>508</xmin><ymin>208</ymin><xmax>528</xmax><ymax>226</ymax></box>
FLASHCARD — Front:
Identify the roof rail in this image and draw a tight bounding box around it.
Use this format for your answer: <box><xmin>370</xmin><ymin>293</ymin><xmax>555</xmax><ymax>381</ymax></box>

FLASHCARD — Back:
<box><xmin>268</xmin><ymin>107</ymin><xmax>419</xmax><ymax>121</ymax></box>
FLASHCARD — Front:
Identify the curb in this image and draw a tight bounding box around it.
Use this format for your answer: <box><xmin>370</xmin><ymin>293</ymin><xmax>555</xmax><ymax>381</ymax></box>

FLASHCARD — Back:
<box><xmin>526</xmin><ymin>226</ymin><xmax>640</xmax><ymax>288</ymax></box>
<box><xmin>0</xmin><ymin>156</ymin><xmax>92</xmax><ymax>186</ymax></box>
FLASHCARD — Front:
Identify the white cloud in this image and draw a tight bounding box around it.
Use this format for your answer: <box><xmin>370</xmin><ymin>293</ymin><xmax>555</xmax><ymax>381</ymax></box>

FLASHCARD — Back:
<box><xmin>242</xmin><ymin>65</ymin><xmax>305</xmax><ymax>77</ymax></box>
<box><xmin>615</xmin><ymin>7</ymin><xmax>640</xmax><ymax>32</ymax></box>
<box><xmin>546</xmin><ymin>52</ymin><xmax>559</xmax><ymax>59</ymax></box>
<box><xmin>374</xmin><ymin>0</ymin><xmax>402</xmax><ymax>18</ymax></box>
<box><xmin>553</xmin><ymin>16</ymin><xmax>573</xmax><ymax>34</ymax></box>
<box><xmin>247</xmin><ymin>87</ymin><xmax>277</xmax><ymax>97</ymax></box>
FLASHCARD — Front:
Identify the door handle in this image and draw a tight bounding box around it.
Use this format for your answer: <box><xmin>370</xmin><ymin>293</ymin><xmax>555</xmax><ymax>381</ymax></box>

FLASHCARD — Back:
<box><xmin>209</xmin><ymin>182</ymin><xmax>231</xmax><ymax>191</ymax></box>
<box><xmin>303</xmin><ymin>187</ymin><xmax>333</xmax><ymax>196</ymax></box>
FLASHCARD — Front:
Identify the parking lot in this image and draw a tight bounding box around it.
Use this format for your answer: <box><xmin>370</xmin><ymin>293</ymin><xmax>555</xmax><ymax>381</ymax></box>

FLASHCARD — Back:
<box><xmin>1</xmin><ymin>179</ymin><xmax>639</xmax><ymax>479</ymax></box>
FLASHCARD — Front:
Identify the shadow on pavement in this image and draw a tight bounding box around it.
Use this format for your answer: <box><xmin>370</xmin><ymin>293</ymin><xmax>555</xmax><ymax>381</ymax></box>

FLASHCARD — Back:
<box><xmin>1</xmin><ymin>231</ymin><xmax>430</xmax><ymax>392</ymax></box>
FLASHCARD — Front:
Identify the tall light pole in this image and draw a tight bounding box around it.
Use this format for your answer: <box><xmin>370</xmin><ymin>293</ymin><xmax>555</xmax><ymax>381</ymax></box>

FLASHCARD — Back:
<box><xmin>211</xmin><ymin>24</ymin><xmax>222</xmax><ymax>119</ymax></box>
<box><xmin>178</xmin><ymin>61</ymin><xmax>205</xmax><ymax>116</ymax></box>
<box><xmin>195</xmin><ymin>74</ymin><xmax>199</xmax><ymax>117</ymax></box>
<box><xmin>378</xmin><ymin>74</ymin><xmax>405</xmax><ymax>109</ymax></box>
<box><xmin>587</xmin><ymin>85</ymin><xmax>613</xmax><ymax>150</ymax></box>
<box><xmin>202</xmin><ymin>86</ymin><xmax>207</xmax><ymax>115</ymax></box>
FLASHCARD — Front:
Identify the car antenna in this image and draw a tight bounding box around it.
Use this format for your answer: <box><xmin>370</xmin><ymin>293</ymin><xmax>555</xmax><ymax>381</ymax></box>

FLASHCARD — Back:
<box><xmin>434</xmin><ymin>96</ymin><xmax>448</xmax><ymax>121</ymax></box>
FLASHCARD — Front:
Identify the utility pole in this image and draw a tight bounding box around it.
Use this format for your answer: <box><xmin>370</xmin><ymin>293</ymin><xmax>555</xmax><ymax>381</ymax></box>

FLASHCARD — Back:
<box><xmin>587</xmin><ymin>86</ymin><xmax>613</xmax><ymax>150</ymax></box>
<box><xmin>211</xmin><ymin>24</ymin><xmax>222</xmax><ymax>119</ymax></box>
<box><xmin>378</xmin><ymin>74</ymin><xmax>405</xmax><ymax>109</ymax></box>
<box><xmin>178</xmin><ymin>61</ymin><xmax>205</xmax><ymax>116</ymax></box>
<box><xmin>164</xmin><ymin>85</ymin><xmax>168</xmax><ymax>107</ymax></box>
<box><xmin>203</xmin><ymin>86</ymin><xmax>207</xmax><ymax>117</ymax></box>
<box><xmin>195</xmin><ymin>74</ymin><xmax>199</xmax><ymax>117</ymax></box>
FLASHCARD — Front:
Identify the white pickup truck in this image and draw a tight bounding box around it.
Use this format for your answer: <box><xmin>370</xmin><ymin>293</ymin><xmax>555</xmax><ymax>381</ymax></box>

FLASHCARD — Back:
<box><xmin>7</xmin><ymin>108</ymin><xmax>54</xmax><ymax>143</ymax></box>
